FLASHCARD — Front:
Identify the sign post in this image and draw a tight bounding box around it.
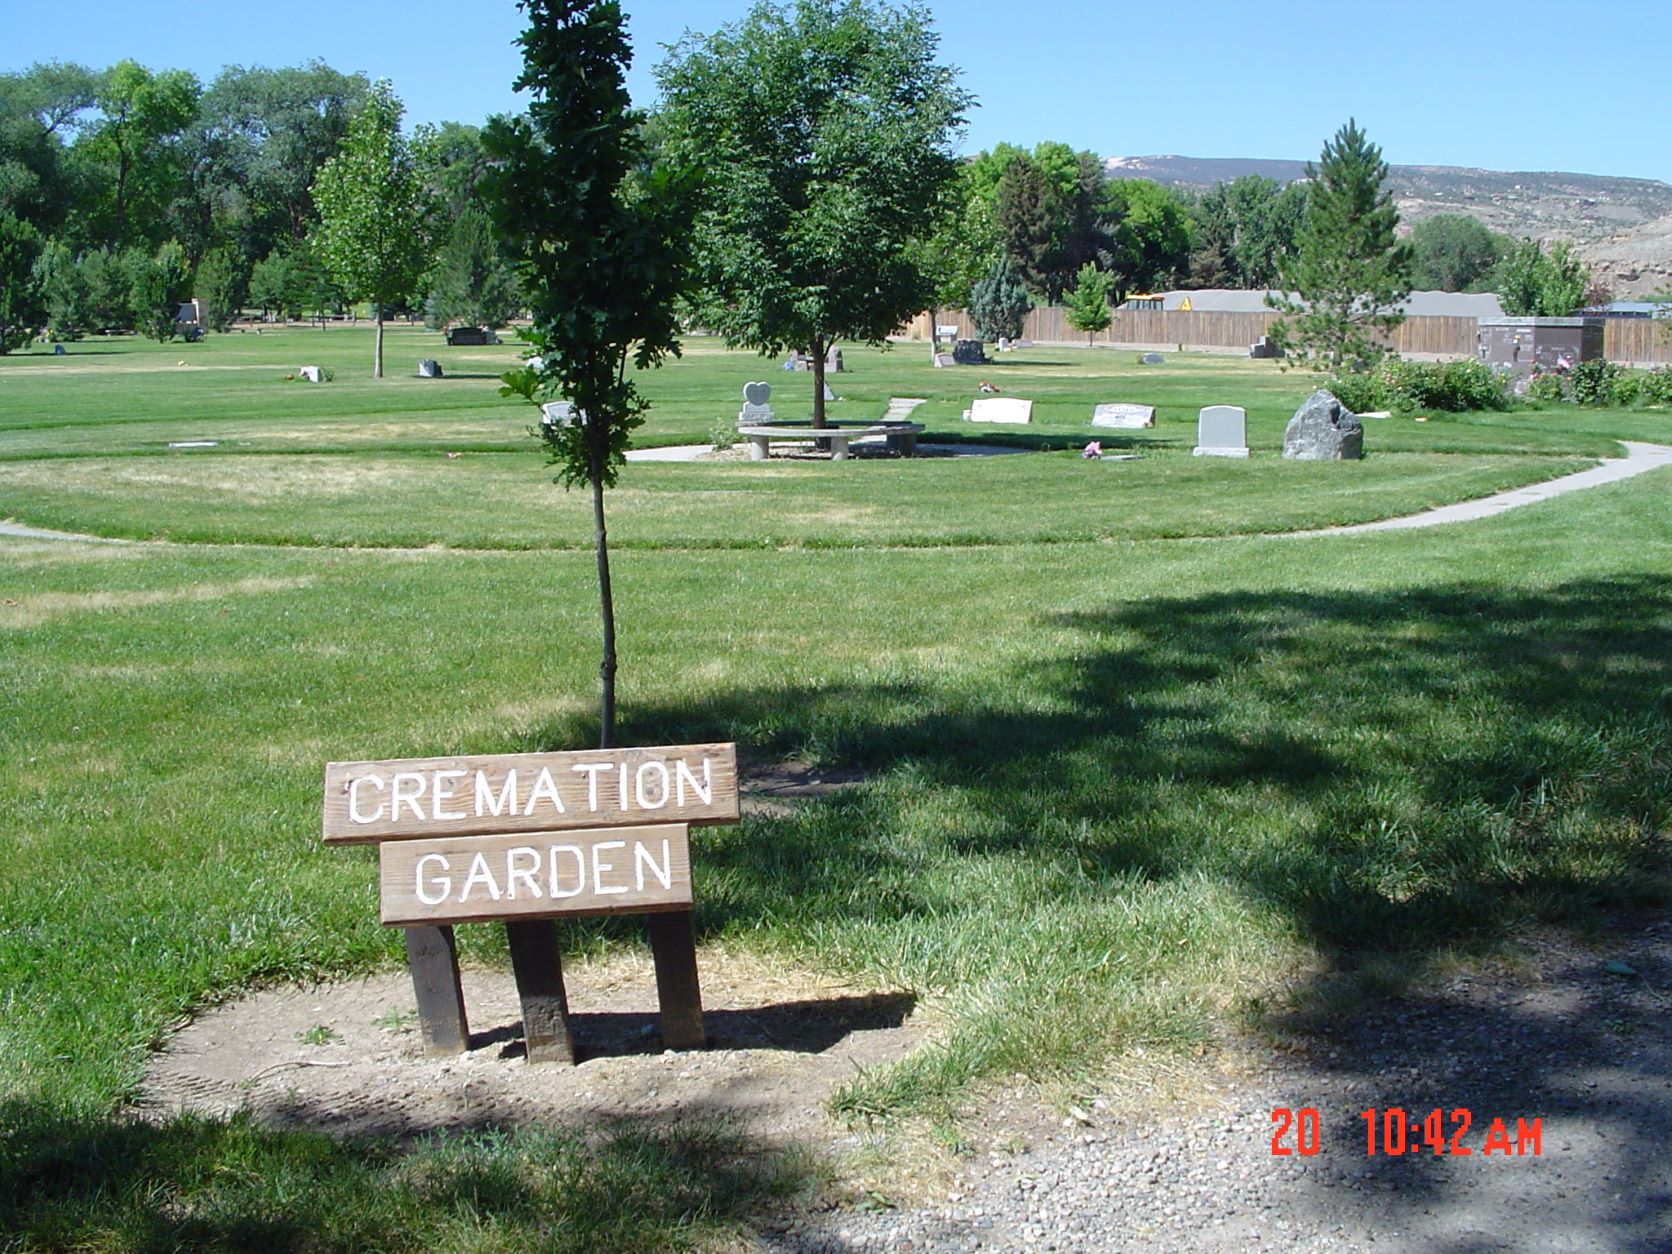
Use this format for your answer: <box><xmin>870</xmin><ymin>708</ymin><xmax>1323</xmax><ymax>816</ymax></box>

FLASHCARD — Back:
<box><xmin>323</xmin><ymin>743</ymin><xmax>738</xmax><ymax>1062</ymax></box>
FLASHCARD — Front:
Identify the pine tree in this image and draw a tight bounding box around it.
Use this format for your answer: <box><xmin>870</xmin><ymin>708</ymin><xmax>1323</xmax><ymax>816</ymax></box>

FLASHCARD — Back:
<box><xmin>968</xmin><ymin>256</ymin><xmax>1030</xmax><ymax>343</ymax></box>
<box><xmin>1267</xmin><ymin>119</ymin><xmax>1411</xmax><ymax>373</ymax></box>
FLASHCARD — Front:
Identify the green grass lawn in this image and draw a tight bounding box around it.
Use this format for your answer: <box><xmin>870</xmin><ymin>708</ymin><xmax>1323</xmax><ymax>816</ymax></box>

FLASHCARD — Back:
<box><xmin>2</xmin><ymin>325</ymin><xmax>1669</xmax><ymax>1249</ymax></box>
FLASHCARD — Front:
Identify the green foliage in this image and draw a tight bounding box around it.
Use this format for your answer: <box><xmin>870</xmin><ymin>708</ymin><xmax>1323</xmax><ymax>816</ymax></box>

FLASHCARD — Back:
<box><xmin>1323</xmin><ymin>369</ymin><xmax>1390</xmax><ymax>415</ymax></box>
<box><xmin>1063</xmin><ymin>262</ymin><xmax>1114</xmax><ymax>342</ymax></box>
<box><xmin>967</xmin><ymin>255</ymin><xmax>1030</xmax><ymax>343</ymax></box>
<box><xmin>73</xmin><ymin>61</ymin><xmax>200</xmax><ymax>250</ymax></box>
<box><xmin>193</xmin><ymin>244</ymin><xmax>249</xmax><ymax>331</ymax></box>
<box><xmin>1639</xmin><ymin>366</ymin><xmax>1672</xmax><ymax>406</ymax></box>
<box><xmin>1409</xmin><ymin>214</ymin><xmax>1505</xmax><ymax>291</ymax></box>
<box><xmin>1104</xmin><ymin>179</ymin><xmax>1192</xmax><ymax>296</ymax></box>
<box><xmin>1567</xmin><ymin>358</ymin><xmax>1620</xmax><ymax>406</ymax></box>
<box><xmin>1524</xmin><ymin>371</ymin><xmax>1567</xmax><ymax>405</ymax></box>
<box><xmin>485</xmin><ymin>0</ymin><xmax>698</xmax><ymax>746</ymax></box>
<box><xmin>79</xmin><ymin>246</ymin><xmax>133</xmax><ymax>331</ymax></box>
<box><xmin>1331</xmin><ymin>358</ymin><xmax>1510</xmax><ymax>415</ymax></box>
<box><xmin>32</xmin><ymin>239</ymin><xmax>90</xmax><ymax>339</ymax></box>
<box><xmin>997</xmin><ymin>156</ymin><xmax>1067</xmax><ymax>300</ymax></box>
<box><xmin>1381</xmin><ymin>357</ymin><xmax>1509</xmax><ymax>412</ymax></box>
<box><xmin>1495</xmin><ymin>238</ymin><xmax>1590</xmax><ymax>317</ymax></box>
<box><xmin>311</xmin><ymin>80</ymin><xmax>431</xmax><ymax>376</ymax></box>
<box><xmin>0</xmin><ymin>211</ymin><xmax>47</xmax><ymax>352</ymax></box>
<box><xmin>124</xmin><ymin>239</ymin><xmax>191</xmax><ymax>342</ymax></box>
<box><xmin>423</xmin><ymin>206</ymin><xmax>522</xmax><ymax>332</ymax></box>
<box><xmin>1268</xmin><ymin>119</ymin><xmax>1411</xmax><ymax>373</ymax></box>
<box><xmin>658</xmin><ymin>0</ymin><xmax>971</xmax><ymax>424</ymax></box>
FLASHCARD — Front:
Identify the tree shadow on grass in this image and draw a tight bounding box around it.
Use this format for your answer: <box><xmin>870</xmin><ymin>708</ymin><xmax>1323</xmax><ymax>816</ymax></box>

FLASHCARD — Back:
<box><xmin>0</xmin><ymin>1098</ymin><xmax>808</xmax><ymax>1253</ymax></box>
<box><xmin>536</xmin><ymin>574</ymin><xmax>1672</xmax><ymax>961</ymax></box>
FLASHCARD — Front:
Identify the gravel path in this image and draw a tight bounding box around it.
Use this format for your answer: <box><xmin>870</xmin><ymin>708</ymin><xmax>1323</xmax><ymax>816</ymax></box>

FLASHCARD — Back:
<box><xmin>762</xmin><ymin>914</ymin><xmax>1672</xmax><ymax>1253</ymax></box>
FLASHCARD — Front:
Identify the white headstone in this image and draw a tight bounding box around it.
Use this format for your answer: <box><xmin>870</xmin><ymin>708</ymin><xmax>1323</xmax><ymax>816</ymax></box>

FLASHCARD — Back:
<box><xmin>967</xmin><ymin>397</ymin><xmax>1033</xmax><ymax>425</ymax></box>
<box><xmin>1194</xmin><ymin>405</ymin><xmax>1249</xmax><ymax>458</ymax></box>
<box><xmin>1092</xmin><ymin>403</ymin><xmax>1155</xmax><ymax>429</ymax></box>
<box><xmin>935</xmin><ymin>324</ymin><xmax>960</xmax><ymax>338</ymax></box>
<box><xmin>541</xmin><ymin>401</ymin><xmax>578</xmax><ymax>428</ymax></box>
<box><xmin>298</xmin><ymin>365</ymin><xmax>322</xmax><ymax>383</ymax></box>
<box><xmin>822</xmin><ymin>382</ymin><xmax>837</xmax><ymax>402</ymax></box>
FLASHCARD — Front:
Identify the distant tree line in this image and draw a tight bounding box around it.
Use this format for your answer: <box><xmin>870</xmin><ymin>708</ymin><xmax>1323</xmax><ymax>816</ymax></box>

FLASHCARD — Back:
<box><xmin>0</xmin><ymin>59</ymin><xmax>522</xmax><ymax>353</ymax></box>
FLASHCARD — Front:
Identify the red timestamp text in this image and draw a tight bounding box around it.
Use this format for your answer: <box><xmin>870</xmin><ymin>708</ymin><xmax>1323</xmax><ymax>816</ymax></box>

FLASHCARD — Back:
<box><xmin>1270</xmin><ymin>1107</ymin><xmax>1543</xmax><ymax>1157</ymax></box>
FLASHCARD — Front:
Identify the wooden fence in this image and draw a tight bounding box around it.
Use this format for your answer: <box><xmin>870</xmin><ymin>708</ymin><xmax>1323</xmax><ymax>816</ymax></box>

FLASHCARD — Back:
<box><xmin>907</xmin><ymin>308</ymin><xmax>1672</xmax><ymax>365</ymax></box>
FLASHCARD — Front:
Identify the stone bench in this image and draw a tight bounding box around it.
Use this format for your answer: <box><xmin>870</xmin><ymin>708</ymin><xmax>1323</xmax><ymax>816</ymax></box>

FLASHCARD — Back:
<box><xmin>735</xmin><ymin>421</ymin><xmax>924</xmax><ymax>461</ymax></box>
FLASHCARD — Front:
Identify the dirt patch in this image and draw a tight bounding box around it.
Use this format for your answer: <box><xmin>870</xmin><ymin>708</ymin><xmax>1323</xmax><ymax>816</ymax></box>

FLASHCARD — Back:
<box><xmin>138</xmin><ymin>947</ymin><xmax>929</xmax><ymax>1144</ymax></box>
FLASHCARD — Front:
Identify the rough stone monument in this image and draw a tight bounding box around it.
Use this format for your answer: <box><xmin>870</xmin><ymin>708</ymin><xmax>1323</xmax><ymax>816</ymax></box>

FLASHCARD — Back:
<box><xmin>417</xmin><ymin>359</ymin><xmax>443</xmax><ymax>378</ymax></box>
<box><xmin>1283</xmin><ymin>390</ymin><xmax>1363</xmax><ymax>461</ymax></box>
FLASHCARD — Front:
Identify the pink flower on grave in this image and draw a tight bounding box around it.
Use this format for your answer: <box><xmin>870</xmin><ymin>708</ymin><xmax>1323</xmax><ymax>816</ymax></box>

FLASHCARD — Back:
<box><xmin>1082</xmin><ymin>441</ymin><xmax>1102</xmax><ymax>459</ymax></box>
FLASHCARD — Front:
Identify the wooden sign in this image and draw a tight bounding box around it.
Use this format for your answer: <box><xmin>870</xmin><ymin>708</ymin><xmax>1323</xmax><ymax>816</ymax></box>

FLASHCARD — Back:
<box><xmin>379</xmin><ymin>824</ymin><xmax>692</xmax><ymax>926</ymax></box>
<box><xmin>323</xmin><ymin>742</ymin><xmax>737</xmax><ymax>844</ymax></box>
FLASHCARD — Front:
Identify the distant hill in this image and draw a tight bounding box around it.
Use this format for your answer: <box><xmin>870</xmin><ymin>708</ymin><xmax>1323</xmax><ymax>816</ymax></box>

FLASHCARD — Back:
<box><xmin>1103</xmin><ymin>155</ymin><xmax>1672</xmax><ymax>298</ymax></box>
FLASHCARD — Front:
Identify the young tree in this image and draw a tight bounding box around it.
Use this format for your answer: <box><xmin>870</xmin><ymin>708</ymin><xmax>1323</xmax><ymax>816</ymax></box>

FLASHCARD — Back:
<box><xmin>1267</xmin><ymin>119</ymin><xmax>1411</xmax><ymax>373</ymax></box>
<box><xmin>483</xmin><ymin>0</ymin><xmax>695</xmax><ymax>749</ymax></box>
<box><xmin>657</xmin><ymin>0</ymin><xmax>971</xmax><ymax>427</ymax></box>
<box><xmin>968</xmin><ymin>256</ymin><xmax>1030</xmax><ymax>343</ymax></box>
<box><xmin>311</xmin><ymin>80</ymin><xmax>431</xmax><ymax>377</ymax></box>
<box><xmin>1063</xmin><ymin>262</ymin><xmax>1114</xmax><ymax>345</ymax></box>
<box><xmin>1494</xmin><ymin>237</ymin><xmax>1589</xmax><ymax>316</ymax></box>
<box><xmin>0</xmin><ymin>212</ymin><xmax>47</xmax><ymax>352</ymax></box>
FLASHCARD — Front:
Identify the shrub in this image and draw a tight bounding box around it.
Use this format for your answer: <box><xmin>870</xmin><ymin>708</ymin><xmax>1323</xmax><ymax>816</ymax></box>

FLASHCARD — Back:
<box><xmin>1609</xmin><ymin>371</ymin><xmax>1645</xmax><ymax>407</ymax></box>
<box><xmin>1379</xmin><ymin>358</ymin><xmax>1509</xmax><ymax>412</ymax></box>
<box><xmin>1640</xmin><ymin>366</ymin><xmax>1672</xmax><ymax>406</ymax></box>
<box><xmin>1326</xmin><ymin>370</ymin><xmax>1391</xmax><ymax>414</ymax></box>
<box><xmin>1568</xmin><ymin>359</ymin><xmax>1620</xmax><ymax>407</ymax></box>
<box><xmin>1524</xmin><ymin>372</ymin><xmax>1567</xmax><ymax>406</ymax></box>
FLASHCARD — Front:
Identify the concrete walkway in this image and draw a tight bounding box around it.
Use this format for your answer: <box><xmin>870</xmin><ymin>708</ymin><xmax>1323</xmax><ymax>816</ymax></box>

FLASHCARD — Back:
<box><xmin>1286</xmin><ymin>440</ymin><xmax>1672</xmax><ymax>537</ymax></box>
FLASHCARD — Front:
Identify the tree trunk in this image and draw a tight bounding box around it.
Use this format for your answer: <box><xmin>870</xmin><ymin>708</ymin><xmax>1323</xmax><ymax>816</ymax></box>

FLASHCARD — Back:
<box><xmin>811</xmin><ymin>333</ymin><xmax>826</xmax><ymax>429</ymax></box>
<box><xmin>590</xmin><ymin>462</ymin><xmax>618</xmax><ymax>750</ymax></box>
<box><xmin>373</xmin><ymin>305</ymin><xmax>385</xmax><ymax>379</ymax></box>
<box><xmin>927</xmin><ymin>305</ymin><xmax>940</xmax><ymax>364</ymax></box>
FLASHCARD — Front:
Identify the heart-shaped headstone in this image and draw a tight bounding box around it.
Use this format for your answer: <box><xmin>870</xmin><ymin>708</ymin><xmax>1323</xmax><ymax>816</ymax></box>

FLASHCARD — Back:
<box><xmin>743</xmin><ymin>381</ymin><xmax>771</xmax><ymax>406</ymax></box>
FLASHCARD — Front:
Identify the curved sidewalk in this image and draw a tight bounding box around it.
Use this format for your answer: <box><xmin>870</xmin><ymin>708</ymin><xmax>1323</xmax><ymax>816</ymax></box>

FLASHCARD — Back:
<box><xmin>1285</xmin><ymin>440</ymin><xmax>1672</xmax><ymax>537</ymax></box>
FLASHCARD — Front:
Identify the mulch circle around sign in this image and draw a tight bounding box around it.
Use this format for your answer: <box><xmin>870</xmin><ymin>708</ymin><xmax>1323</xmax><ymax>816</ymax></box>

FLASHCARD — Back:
<box><xmin>138</xmin><ymin>948</ymin><xmax>928</xmax><ymax>1142</ymax></box>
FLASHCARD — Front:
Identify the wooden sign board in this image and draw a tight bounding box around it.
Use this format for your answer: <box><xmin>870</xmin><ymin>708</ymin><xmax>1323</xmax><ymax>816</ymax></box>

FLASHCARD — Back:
<box><xmin>380</xmin><ymin>824</ymin><xmax>692</xmax><ymax>926</ymax></box>
<box><xmin>323</xmin><ymin>742</ymin><xmax>737</xmax><ymax>844</ymax></box>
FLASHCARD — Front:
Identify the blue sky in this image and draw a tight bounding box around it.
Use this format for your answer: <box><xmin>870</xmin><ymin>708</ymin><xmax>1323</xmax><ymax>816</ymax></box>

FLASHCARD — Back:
<box><xmin>6</xmin><ymin>0</ymin><xmax>1669</xmax><ymax>182</ymax></box>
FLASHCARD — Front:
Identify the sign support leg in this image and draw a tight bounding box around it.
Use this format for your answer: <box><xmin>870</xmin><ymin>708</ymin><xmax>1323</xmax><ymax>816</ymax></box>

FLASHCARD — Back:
<box><xmin>404</xmin><ymin>925</ymin><xmax>469</xmax><ymax>1056</ymax></box>
<box><xmin>648</xmin><ymin>909</ymin><xmax>705</xmax><ymax>1050</ymax></box>
<box><xmin>505</xmin><ymin>919</ymin><xmax>575</xmax><ymax>1064</ymax></box>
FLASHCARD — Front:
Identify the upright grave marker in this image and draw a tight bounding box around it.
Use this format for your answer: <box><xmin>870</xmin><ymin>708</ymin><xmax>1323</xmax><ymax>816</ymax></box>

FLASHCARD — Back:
<box><xmin>324</xmin><ymin>743</ymin><xmax>738</xmax><ymax>1063</ymax></box>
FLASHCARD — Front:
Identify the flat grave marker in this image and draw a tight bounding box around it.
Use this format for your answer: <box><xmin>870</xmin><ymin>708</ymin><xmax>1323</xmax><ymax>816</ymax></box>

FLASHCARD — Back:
<box><xmin>1092</xmin><ymin>403</ymin><xmax>1155</xmax><ymax>429</ymax></box>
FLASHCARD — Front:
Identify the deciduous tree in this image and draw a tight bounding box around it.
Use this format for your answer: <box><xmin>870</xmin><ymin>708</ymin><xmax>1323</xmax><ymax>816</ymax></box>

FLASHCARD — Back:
<box><xmin>311</xmin><ymin>80</ymin><xmax>430</xmax><ymax>377</ymax></box>
<box><xmin>0</xmin><ymin>212</ymin><xmax>47</xmax><ymax>352</ymax></box>
<box><xmin>657</xmin><ymin>0</ymin><xmax>970</xmax><ymax>427</ymax></box>
<box><xmin>1267</xmin><ymin>119</ymin><xmax>1411</xmax><ymax>373</ymax></box>
<box><xmin>1494</xmin><ymin>237</ymin><xmax>1589</xmax><ymax>316</ymax></box>
<box><xmin>484</xmin><ymin>0</ymin><xmax>695</xmax><ymax>748</ymax></box>
<box><xmin>1063</xmin><ymin>262</ymin><xmax>1114</xmax><ymax>344</ymax></box>
<box><xmin>1410</xmin><ymin>213</ymin><xmax>1504</xmax><ymax>292</ymax></box>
